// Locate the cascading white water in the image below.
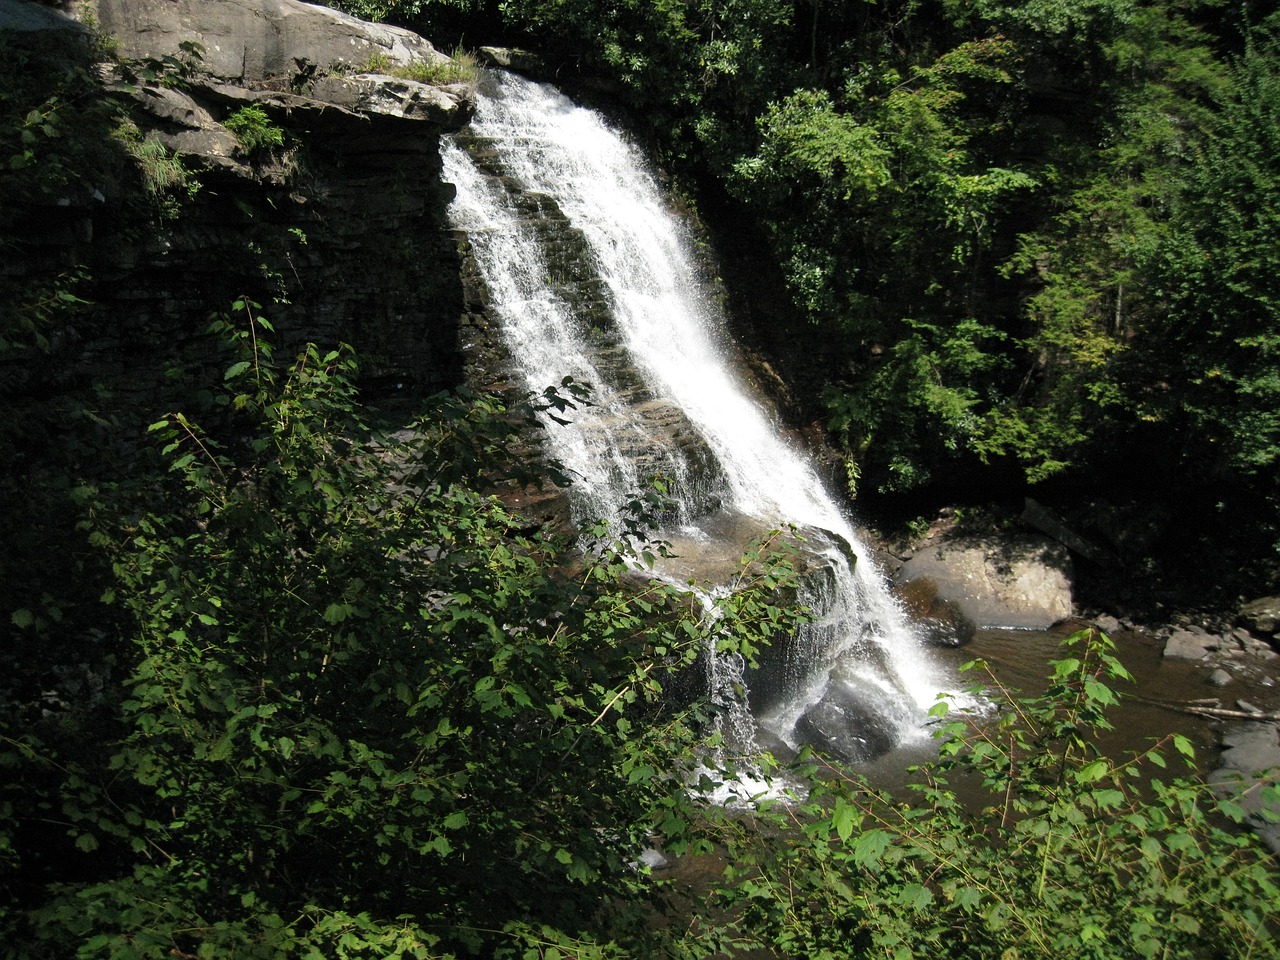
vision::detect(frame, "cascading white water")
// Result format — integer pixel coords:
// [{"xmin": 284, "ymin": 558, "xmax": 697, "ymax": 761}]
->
[{"xmin": 444, "ymin": 70, "xmax": 946, "ymax": 760}]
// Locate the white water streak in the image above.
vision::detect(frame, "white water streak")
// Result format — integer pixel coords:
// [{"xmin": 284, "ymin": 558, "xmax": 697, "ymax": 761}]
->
[{"xmin": 444, "ymin": 71, "xmax": 944, "ymax": 743}]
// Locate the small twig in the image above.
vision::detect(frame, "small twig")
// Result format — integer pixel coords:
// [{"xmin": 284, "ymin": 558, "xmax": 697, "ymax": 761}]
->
[
  {"xmin": 1183, "ymin": 706, "xmax": 1280, "ymax": 723},
  {"xmin": 1132, "ymin": 694, "xmax": 1279, "ymax": 723}
]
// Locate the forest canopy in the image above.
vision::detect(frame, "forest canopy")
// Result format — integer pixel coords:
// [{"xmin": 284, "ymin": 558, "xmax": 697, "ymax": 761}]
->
[{"xmin": 438, "ymin": 0, "xmax": 1280, "ymax": 601}]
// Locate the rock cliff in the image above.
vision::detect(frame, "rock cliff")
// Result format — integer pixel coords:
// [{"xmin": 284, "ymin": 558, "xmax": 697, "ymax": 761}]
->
[{"xmin": 5, "ymin": 0, "xmax": 478, "ymax": 403}]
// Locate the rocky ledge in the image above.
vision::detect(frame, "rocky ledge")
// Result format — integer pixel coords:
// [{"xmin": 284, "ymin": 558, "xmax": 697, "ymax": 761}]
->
[
  {"xmin": 5, "ymin": 0, "xmax": 482, "ymax": 398},
  {"xmin": 65, "ymin": 0, "xmax": 475, "ymax": 178}
]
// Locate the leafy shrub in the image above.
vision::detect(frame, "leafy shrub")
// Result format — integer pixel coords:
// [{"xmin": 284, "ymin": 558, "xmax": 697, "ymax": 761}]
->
[
  {"xmin": 2, "ymin": 303, "xmax": 805, "ymax": 958},
  {"xmin": 224, "ymin": 103, "xmax": 285, "ymax": 157},
  {"xmin": 715, "ymin": 629, "xmax": 1280, "ymax": 959}
]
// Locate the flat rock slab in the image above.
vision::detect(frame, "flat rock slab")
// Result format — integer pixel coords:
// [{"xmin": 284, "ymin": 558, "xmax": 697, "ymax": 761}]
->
[
  {"xmin": 1211, "ymin": 722, "xmax": 1280, "ymax": 853},
  {"xmin": 896, "ymin": 534, "xmax": 1074, "ymax": 630},
  {"xmin": 94, "ymin": 0, "xmax": 451, "ymax": 84},
  {"xmin": 1163, "ymin": 625, "xmax": 1223, "ymax": 660}
]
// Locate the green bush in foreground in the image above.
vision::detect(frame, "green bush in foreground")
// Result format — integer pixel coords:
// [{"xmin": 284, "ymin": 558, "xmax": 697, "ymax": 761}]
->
[
  {"xmin": 0, "ymin": 303, "xmax": 804, "ymax": 959},
  {"xmin": 3, "ymin": 304, "xmax": 1275, "ymax": 959},
  {"xmin": 716, "ymin": 630, "xmax": 1280, "ymax": 959}
]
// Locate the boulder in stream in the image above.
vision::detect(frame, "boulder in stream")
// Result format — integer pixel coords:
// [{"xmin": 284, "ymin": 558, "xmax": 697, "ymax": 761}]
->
[
  {"xmin": 1162, "ymin": 625, "xmax": 1224, "ymax": 661},
  {"xmin": 895, "ymin": 534, "xmax": 1074, "ymax": 630},
  {"xmin": 794, "ymin": 674, "xmax": 900, "ymax": 763}
]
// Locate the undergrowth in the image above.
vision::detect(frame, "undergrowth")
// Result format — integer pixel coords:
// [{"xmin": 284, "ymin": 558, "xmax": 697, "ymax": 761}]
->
[{"xmin": 714, "ymin": 629, "xmax": 1280, "ymax": 959}]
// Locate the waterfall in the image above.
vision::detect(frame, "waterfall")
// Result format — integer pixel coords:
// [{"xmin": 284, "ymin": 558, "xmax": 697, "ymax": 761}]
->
[{"xmin": 443, "ymin": 71, "xmax": 945, "ymax": 765}]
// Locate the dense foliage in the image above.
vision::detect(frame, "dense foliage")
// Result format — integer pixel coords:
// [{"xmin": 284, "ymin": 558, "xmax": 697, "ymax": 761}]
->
[
  {"xmin": 1, "ymin": 299, "xmax": 807, "ymax": 957},
  {"xmin": 716, "ymin": 630, "xmax": 1280, "ymax": 960},
  {"xmin": 3, "ymin": 5, "xmax": 1279, "ymax": 959},
  {"xmin": 468, "ymin": 0, "xmax": 1280, "ymax": 587}
]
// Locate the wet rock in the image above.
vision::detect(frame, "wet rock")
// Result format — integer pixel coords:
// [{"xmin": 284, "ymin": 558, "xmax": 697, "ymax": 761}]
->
[
  {"xmin": 1094, "ymin": 614, "xmax": 1122, "ymax": 635},
  {"xmin": 795, "ymin": 676, "xmax": 899, "ymax": 763},
  {"xmin": 1206, "ymin": 668, "xmax": 1233, "ymax": 688},
  {"xmin": 450, "ymin": 133, "xmax": 734, "ymax": 519},
  {"xmin": 895, "ymin": 534, "xmax": 1074, "ymax": 630},
  {"xmin": 1163, "ymin": 626, "xmax": 1220, "ymax": 661},
  {"xmin": 896, "ymin": 578, "xmax": 975, "ymax": 647},
  {"xmin": 751, "ymin": 725, "xmax": 798, "ymax": 764}
]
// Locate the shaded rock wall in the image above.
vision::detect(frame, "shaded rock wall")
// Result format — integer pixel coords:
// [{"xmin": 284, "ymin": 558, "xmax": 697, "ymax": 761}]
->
[{"xmin": 8, "ymin": 0, "xmax": 480, "ymax": 412}]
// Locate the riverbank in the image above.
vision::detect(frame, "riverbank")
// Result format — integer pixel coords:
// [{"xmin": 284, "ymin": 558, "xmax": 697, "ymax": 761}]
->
[{"xmin": 863, "ymin": 501, "xmax": 1280, "ymax": 853}]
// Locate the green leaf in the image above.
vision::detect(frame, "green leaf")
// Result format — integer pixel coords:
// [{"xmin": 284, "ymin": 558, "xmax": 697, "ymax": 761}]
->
[
  {"xmin": 852, "ymin": 829, "xmax": 892, "ymax": 869},
  {"xmin": 1076, "ymin": 759, "xmax": 1109, "ymax": 784},
  {"xmin": 323, "ymin": 602, "xmax": 353, "ymax": 624},
  {"xmin": 832, "ymin": 799, "xmax": 857, "ymax": 843},
  {"xmin": 1082, "ymin": 677, "xmax": 1117, "ymax": 705}
]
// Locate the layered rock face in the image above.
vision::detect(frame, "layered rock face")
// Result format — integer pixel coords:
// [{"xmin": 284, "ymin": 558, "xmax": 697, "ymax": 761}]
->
[{"xmin": 9, "ymin": 0, "xmax": 478, "ymax": 402}]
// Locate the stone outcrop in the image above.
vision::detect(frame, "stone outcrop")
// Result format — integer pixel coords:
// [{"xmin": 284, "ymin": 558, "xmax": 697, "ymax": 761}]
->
[
  {"xmin": 7, "ymin": 0, "xmax": 481, "ymax": 401},
  {"xmin": 92, "ymin": 0, "xmax": 449, "ymax": 84},
  {"xmin": 895, "ymin": 534, "xmax": 1074, "ymax": 631}
]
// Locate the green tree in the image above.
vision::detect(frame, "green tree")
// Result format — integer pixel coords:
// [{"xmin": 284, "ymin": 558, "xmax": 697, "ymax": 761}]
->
[
  {"xmin": 730, "ymin": 37, "xmax": 1034, "ymax": 491},
  {"xmin": 971, "ymin": 4, "xmax": 1230, "ymax": 483},
  {"xmin": 1133, "ymin": 23, "xmax": 1280, "ymax": 481}
]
